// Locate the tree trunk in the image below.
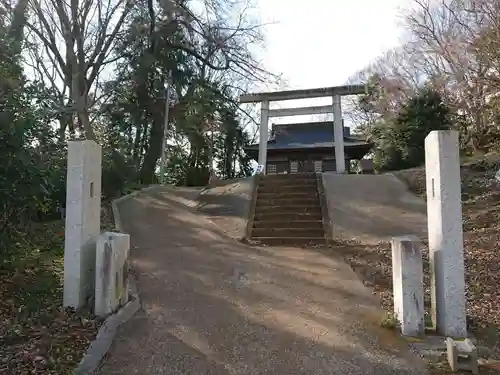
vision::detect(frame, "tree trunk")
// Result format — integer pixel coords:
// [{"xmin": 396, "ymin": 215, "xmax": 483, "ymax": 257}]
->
[
  {"xmin": 139, "ymin": 118, "xmax": 163, "ymax": 184},
  {"xmin": 132, "ymin": 120, "xmax": 144, "ymax": 167}
]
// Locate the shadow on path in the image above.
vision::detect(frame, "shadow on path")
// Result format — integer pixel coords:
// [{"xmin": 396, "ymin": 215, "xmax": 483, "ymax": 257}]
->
[{"xmin": 97, "ymin": 186, "xmax": 428, "ymax": 375}]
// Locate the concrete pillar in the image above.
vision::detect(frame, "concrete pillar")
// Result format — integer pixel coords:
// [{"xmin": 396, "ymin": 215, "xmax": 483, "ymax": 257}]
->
[
  {"xmin": 63, "ymin": 140, "xmax": 102, "ymax": 309},
  {"xmin": 425, "ymin": 130, "xmax": 466, "ymax": 337},
  {"xmin": 258, "ymin": 100, "xmax": 270, "ymax": 173},
  {"xmin": 333, "ymin": 95, "xmax": 345, "ymax": 173},
  {"xmin": 391, "ymin": 235, "xmax": 425, "ymax": 336},
  {"xmin": 95, "ymin": 232, "xmax": 130, "ymax": 317}
]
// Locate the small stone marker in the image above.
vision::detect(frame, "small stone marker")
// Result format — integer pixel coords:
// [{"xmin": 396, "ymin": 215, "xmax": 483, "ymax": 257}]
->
[
  {"xmin": 95, "ymin": 232, "xmax": 131, "ymax": 317},
  {"xmin": 253, "ymin": 164, "xmax": 264, "ymax": 175},
  {"xmin": 425, "ymin": 131, "xmax": 467, "ymax": 337},
  {"xmin": 446, "ymin": 337, "xmax": 478, "ymax": 374},
  {"xmin": 391, "ymin": 235, "xmax": 425, "ymax": 336},
  {"xmin": 231, "ymin": 263, "xmax": 247, "ymax": 291},
  {"xmin": 63, "ymin": 140, "xmax": 102, "ymax": 309}
]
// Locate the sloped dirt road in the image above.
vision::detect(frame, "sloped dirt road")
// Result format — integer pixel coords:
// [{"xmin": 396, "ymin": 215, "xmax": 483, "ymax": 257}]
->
[{"xmin": 97, "ymin": 186, "xmax": 427, "ymax": 375}]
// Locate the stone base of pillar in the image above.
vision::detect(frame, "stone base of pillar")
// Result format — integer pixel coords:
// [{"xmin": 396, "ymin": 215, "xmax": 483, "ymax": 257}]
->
[{"xmin": 391, "ymin": 235, "xmax": 425, "ymax": 336}]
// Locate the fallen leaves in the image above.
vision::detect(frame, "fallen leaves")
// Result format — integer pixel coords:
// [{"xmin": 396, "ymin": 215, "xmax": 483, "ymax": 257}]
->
[
  {"xmin": 335, "ymin": 160, "xmax": 500, "ymax": 368},
  {"xmin": 0, "ymin": 220, "xmax": 101, "ymax": 375}
]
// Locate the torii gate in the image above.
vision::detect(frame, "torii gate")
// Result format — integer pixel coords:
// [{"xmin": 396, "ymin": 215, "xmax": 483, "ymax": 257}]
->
[{"xmin": 240, "ymin": 85, "xmax": 367, "ymax": 174}]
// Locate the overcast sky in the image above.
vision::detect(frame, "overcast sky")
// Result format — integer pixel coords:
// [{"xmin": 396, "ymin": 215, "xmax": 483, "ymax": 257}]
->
[
  {"xmin": 249, "ymin": 0, "xmax": 411, "ymax": 123},
  {"xmin": 256, "ymin": 0, "xmax": 409, "ymax": 89}
]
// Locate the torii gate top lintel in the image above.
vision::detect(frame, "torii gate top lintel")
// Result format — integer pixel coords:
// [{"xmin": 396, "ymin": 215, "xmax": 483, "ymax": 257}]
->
[{"xmin": 239, "ymin": 84, "xmax": 367, "ymax": 104}]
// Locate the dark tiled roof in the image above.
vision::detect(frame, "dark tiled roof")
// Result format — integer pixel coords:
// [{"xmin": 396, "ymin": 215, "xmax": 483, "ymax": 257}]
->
[{"xmin": 246, "ymin": 121, "xmax": 370, "ymax": 150}]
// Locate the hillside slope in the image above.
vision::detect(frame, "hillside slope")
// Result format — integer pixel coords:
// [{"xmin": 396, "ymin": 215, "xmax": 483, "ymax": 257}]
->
[
  {"xmin": 344, "ymin": 157, "xmax": 500, "ymax": 366},
  {"xmin": 322, "ymin": 173, "xmax": 427, "ymax": 244}
]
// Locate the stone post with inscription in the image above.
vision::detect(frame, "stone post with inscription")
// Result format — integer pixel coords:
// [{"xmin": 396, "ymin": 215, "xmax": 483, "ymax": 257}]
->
[
  {"xmin": 63, "ymin": 140, "xmax": 102, "ymax": 309},
  {"xmin": 425, "ymin": 130, "xmax": 466, "ymax": 337}
]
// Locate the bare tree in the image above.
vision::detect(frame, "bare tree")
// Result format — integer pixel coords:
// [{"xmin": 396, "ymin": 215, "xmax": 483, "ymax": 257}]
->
[
  {"xmin": 346, "ymin": 46, "xmax": 422, "ymax": 129},
  {"xmin": 24, "ymin": 0, "xmax": 136, "ymax": 140},
  {"xmin": 403, "ymin": 0, "xmax": 497, "ymax": 149},
  {"xmin": 344, "ymin": 0, "xmax": 500, "ymax": 151}
]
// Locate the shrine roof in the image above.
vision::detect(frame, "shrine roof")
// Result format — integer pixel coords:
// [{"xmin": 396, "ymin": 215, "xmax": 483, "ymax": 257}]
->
[{"xmin": 245, "ymin": 121, "xmax": 371, "ymax": 151}]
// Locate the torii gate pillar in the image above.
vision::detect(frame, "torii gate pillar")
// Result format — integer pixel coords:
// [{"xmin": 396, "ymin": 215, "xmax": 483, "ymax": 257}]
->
[
  {"xmin": 259, "ymin": 100, "xmax": 270, "ymax": 168},
  {"xmin": 333, "ymin": 94, "xmax": 345, "ymax": 173}
]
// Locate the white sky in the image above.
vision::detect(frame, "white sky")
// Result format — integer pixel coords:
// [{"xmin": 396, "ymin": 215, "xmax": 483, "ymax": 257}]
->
[
  {"xmin": 256, "ymin": 0, "xmax": 409, "ymax": 89},
  {"xmin": 249, "ymin": 0, "xmax": 411, "ymax": 124}
]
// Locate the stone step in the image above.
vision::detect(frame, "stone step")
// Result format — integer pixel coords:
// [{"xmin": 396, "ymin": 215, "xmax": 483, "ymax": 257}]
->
[
  {"xmin": 258, "ymin": 185, "xmax": 318, "ymax": 194},
  {"xmin": 252, "ymin": 220, "xmax": 323, "ymax": 229},
  {"xmin": 255, "ymin": 197, "xmax": 320, "ymax": 206},
  {"xmin": 259, "ymin": 178, "xmax": 317, "ymax": 187},
  {"xmin": 260, "ymin": 173, "xmax": 316, "ymax": 180},
  {"xmin": 257, "ymin": 191, "xmax": 318, "ymax": 199},
  {"xmin": 251, "ymin": 237, "xmax": 325, "ymax": 246},
  {"xmin": 252, "ymin": 227, "xmax": 325, "ymax": 238},
  {"xmin": 254, "ymin": 212, "xmax": 323, "ymax": 221},
  {"xmin": 254, "ymin": 205, "xmax": 321, "ymax": 214}
]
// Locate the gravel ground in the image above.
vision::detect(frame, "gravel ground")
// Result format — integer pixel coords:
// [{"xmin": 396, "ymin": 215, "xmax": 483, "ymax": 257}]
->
[{"xmin": 97, "ymin": 186, "xmax": 428, "ymax": 375}]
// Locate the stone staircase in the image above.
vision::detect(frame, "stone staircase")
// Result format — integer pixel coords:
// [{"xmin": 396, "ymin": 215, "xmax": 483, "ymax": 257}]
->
[{"xmin": 249, "ymin": 173, "xmax": 326, "ymax": 246}]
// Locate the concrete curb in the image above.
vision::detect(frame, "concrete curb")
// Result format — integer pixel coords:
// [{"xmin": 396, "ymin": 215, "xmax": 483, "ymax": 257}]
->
[{"xmin": 74, "ymin": 186, "xmax": 155, "ymax": 375}]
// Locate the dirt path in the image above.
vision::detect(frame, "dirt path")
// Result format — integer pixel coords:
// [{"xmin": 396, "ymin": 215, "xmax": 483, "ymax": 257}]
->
[
  {"xmin": 322, "ymin": 173, "xmax": 428, "ymax": 244},
  {"xmin": 97, "ymin": 186, "xmax": 427, "ymax": 375}
]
